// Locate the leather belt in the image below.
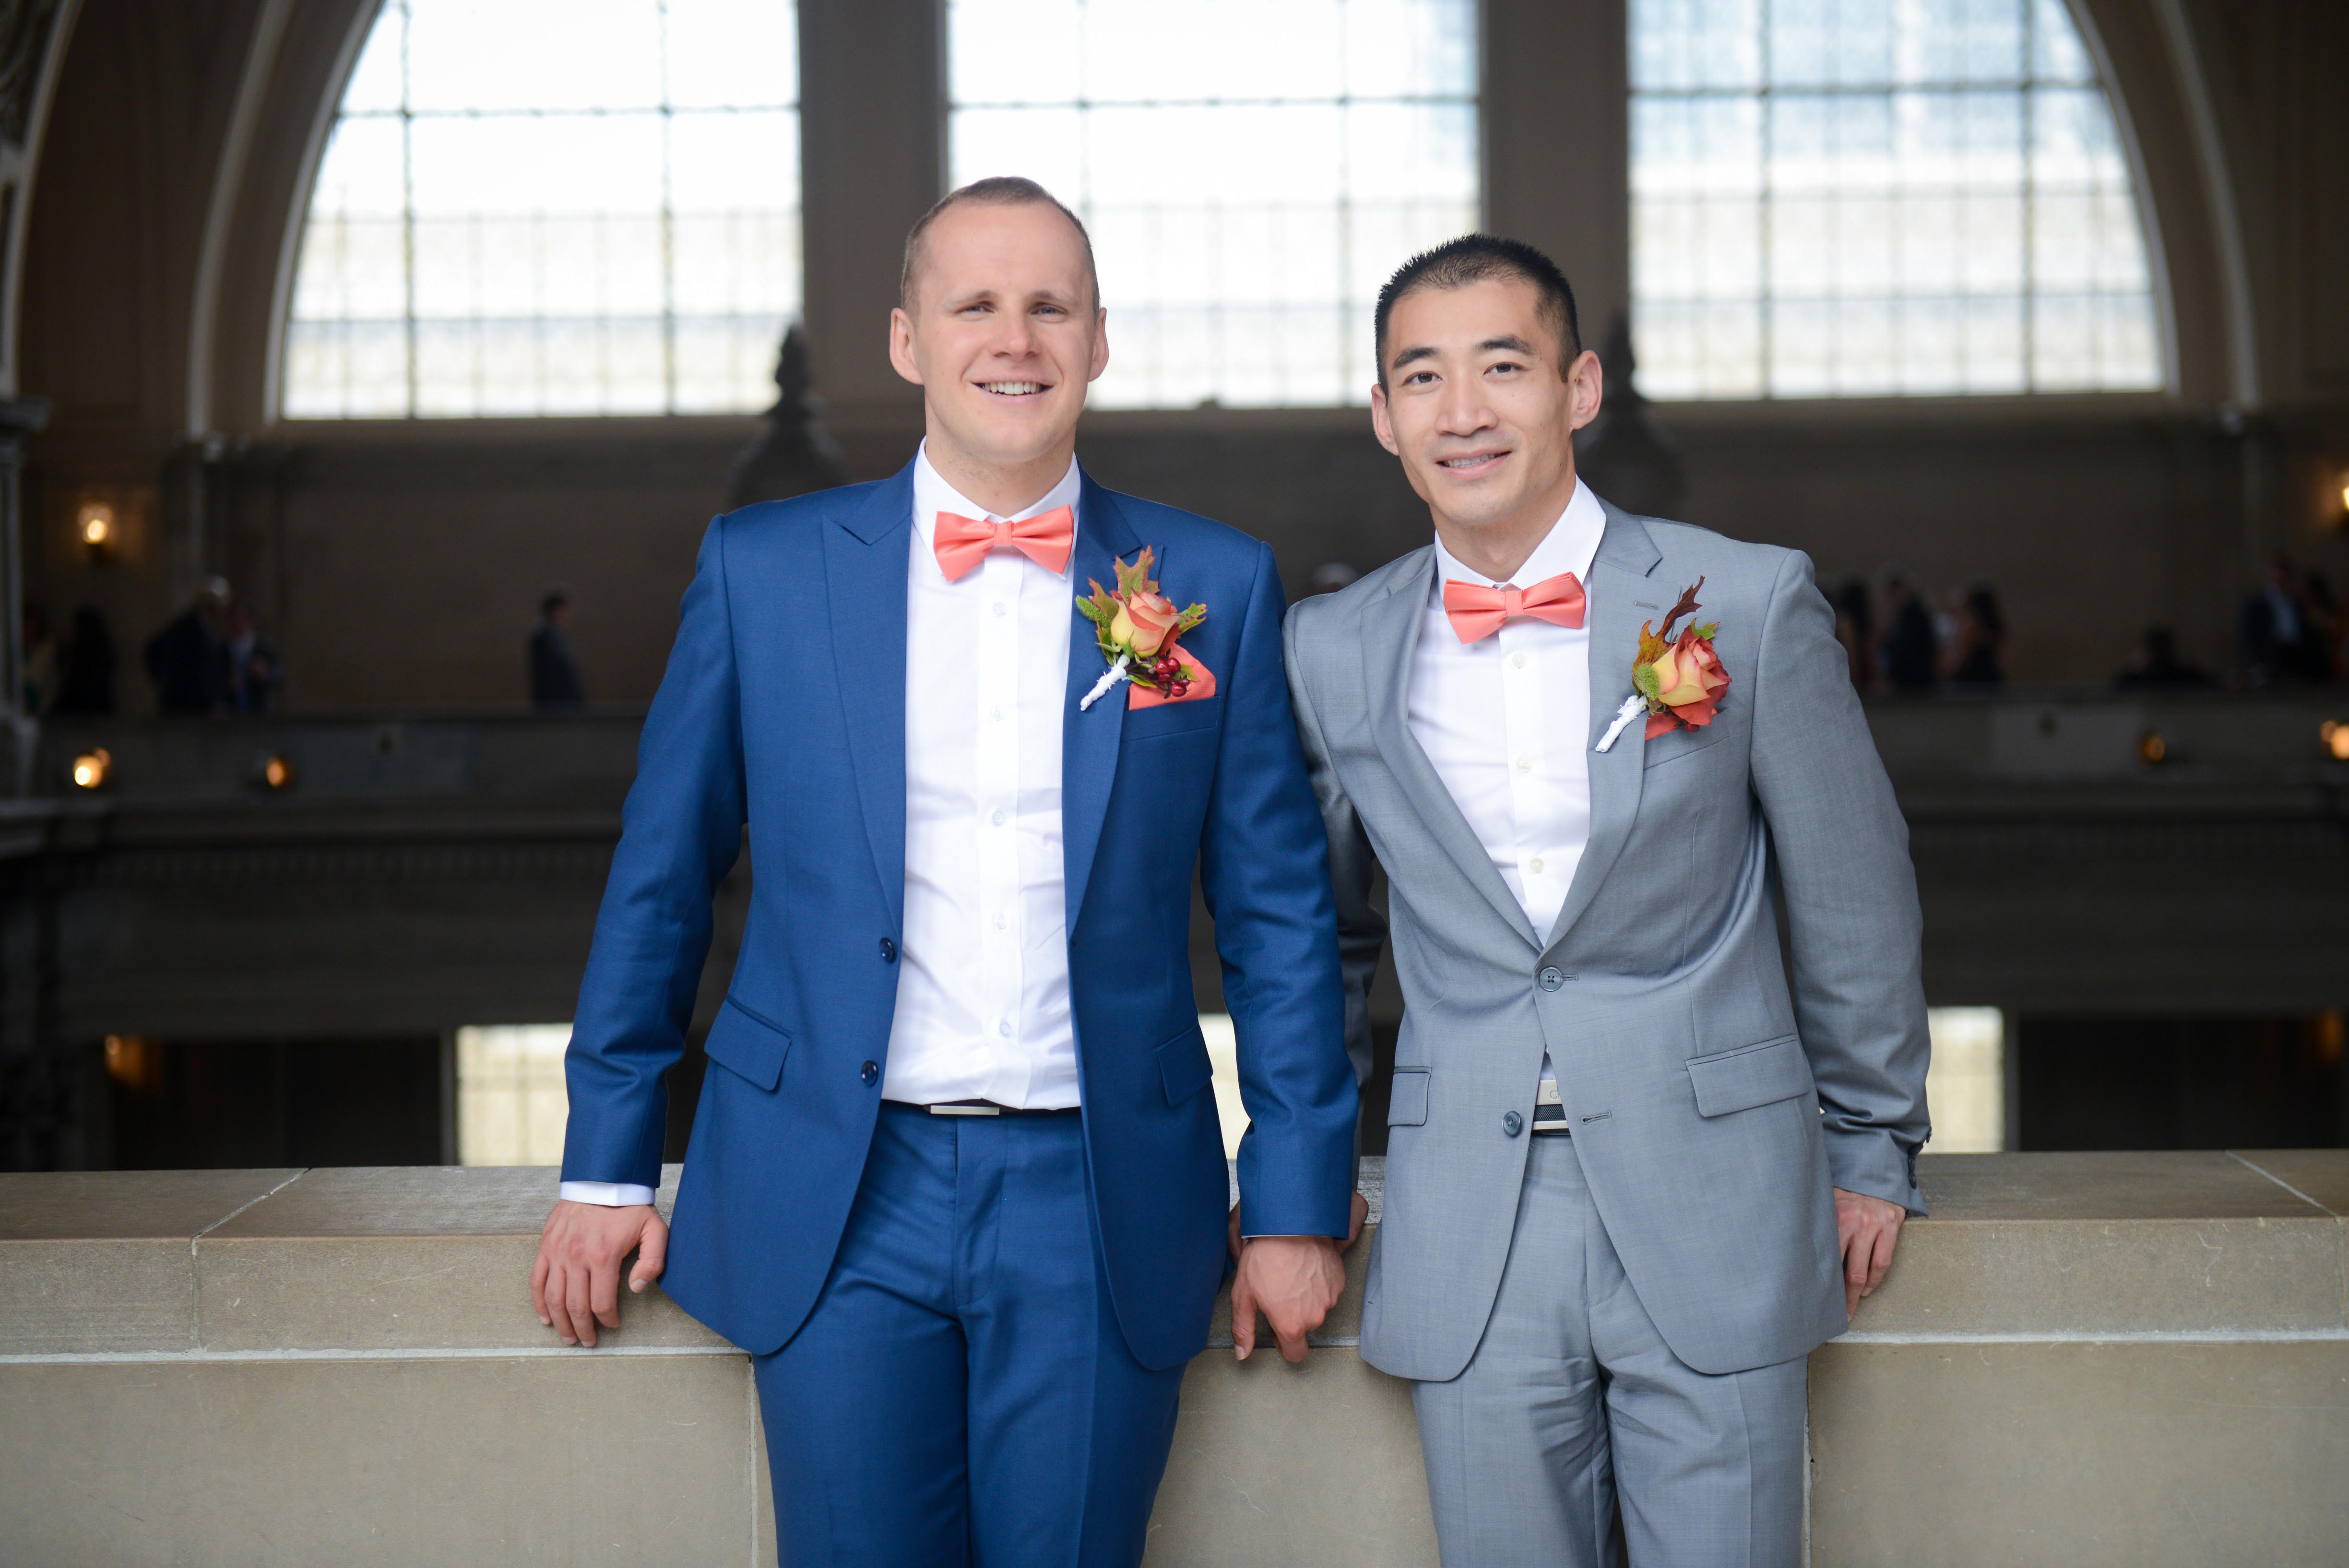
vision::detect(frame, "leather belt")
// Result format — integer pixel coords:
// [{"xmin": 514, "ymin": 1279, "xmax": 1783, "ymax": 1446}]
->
[
  {"xmin": 1531, "ymin": 1080, "xmax": 1571, "ymax": 1134},
  {"xmin": 896, "ymin": 1098, "xmax": 1080, "ymax": 1118}
]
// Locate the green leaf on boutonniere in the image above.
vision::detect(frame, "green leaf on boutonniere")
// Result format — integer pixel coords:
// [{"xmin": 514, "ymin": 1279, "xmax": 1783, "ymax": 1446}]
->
[
  {"xmin": 1690, "ymin": 621, "xmax": 1720, "ymax": 642},
  {"xmin": 1632, "ymin": 661, "xmax": 1662, "ymax": 701},
  {"xmin": 1174, "ymin": 604, "xmax": 1207, "ymax": 634}
]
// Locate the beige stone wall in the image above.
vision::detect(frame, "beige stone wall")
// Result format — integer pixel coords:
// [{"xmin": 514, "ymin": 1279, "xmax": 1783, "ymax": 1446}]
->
[{"xmin": 4, "ymin": 1152, "xmax": 2346, "ymax": 1565}]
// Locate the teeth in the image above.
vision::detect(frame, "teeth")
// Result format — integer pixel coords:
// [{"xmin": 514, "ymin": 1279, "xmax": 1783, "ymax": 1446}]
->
[
  {"xmin": 1441, "ymin": 455, "xmax": 1495, "ymax": 467},
  {"xmin": 982, "ymin": 381, "xmax": 1043, "ymax": 395}
]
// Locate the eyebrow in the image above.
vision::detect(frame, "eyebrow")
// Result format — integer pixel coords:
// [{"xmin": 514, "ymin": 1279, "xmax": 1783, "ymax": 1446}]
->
[{"xmin": 1388, "ymin": 333, "xmax": 1540, "ymax": 372}]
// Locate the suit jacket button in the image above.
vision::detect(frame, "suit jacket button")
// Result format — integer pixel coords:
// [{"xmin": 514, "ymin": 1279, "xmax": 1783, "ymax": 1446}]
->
[
  {"xmin": 879, "ymin": 938, "xmax": 897, "ymax": 963},
  {"xmin": 1502, "ymin": 1110, "xmax": 1523, "ymax": 1137},
  {"xmin": 860, "ymin": 1061, "xmax": 879, "ymax": 1086},
  {"xmin": 1539, "ymin": 967, "xmax": 1566, "ymax": 992}
]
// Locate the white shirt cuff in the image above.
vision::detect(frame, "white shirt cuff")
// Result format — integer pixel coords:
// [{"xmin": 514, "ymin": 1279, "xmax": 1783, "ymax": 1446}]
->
[{"xmin": 559, "ymin": 1180, "xmax": 657, "ymax": 1207}]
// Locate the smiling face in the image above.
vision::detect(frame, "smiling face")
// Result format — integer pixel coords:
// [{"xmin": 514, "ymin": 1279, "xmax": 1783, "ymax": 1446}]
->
[
  {"xmin": 890, "ymin": 198, "xmax": 1107, "ymax": 506},
  {"xmin": 1371, "ymin": 274, "xmax": 1602, "ymax": 574}
]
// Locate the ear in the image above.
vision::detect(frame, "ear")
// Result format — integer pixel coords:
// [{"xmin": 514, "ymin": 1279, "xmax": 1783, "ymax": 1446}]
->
[
  {"xmin": 1565, "ymin": 347, "xmax": 1603, "ymax": 434},
  {"xmin": 888, "ymin": 307, "xmax": 924, "ymax": 387},
  {"xmin": 1088, "ymin": 306, "xmax": 1110, "ymax": 382},
  {"xmin": 1369, "ymin": 383, "xmax": 1401, "ymax": 458}
]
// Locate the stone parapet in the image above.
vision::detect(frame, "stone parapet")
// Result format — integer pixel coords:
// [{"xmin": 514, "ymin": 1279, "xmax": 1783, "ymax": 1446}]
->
[{"xmin": 2, "ymin": 1152, "xmax": 2344, "ymax": 1565}]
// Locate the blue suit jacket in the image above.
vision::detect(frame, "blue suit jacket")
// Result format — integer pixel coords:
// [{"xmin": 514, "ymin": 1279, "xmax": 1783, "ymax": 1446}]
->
[{"xmin": 560, "ymin": 461, "xmax": 1358, "ymax": 1370}]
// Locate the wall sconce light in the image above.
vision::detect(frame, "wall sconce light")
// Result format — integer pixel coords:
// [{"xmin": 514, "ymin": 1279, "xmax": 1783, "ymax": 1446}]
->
[
  {"xmin": 2136, "ymin": 729, "xmax": 2168, "ymax": 765},
  {"xmin": 70, "ymin": 748, "xmax": 113, "ymax": 790},
  {"xmin": 2323, "ymin": 720, "xmax": 2349, "ymax": 762},
  {"xmin": 76, "ymin": 500, "xmax": 117, "ymax": 560},
  {"xmin": 254, "ymin": 753, "xmax": 296, "ymax": 791}
]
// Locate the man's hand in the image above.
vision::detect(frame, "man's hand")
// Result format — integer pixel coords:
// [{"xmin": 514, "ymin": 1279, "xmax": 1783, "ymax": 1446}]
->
[
  {"xmin": 1834, "ymin": 1187, "xmax": 1906, "ymax": 1319},
  {"xmin": 530, "ymin": 1200, "xmax": 669, "ymax": 1347},
  {"xmin": 1224, "ymin": 1190, "xmax": 1366, "ymax": 1366}
]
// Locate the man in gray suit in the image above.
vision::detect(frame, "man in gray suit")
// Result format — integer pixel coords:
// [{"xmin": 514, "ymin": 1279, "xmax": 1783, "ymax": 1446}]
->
[{"xmin": 1284, "ymin": 235, "xmax": 1930, "ymax": 1566}]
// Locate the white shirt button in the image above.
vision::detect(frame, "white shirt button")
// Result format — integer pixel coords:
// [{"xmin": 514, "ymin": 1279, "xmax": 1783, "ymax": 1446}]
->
[
  {"xmin": 990, "ymin": 808, "xmax": 1007, "ymax": 827},
  {"xmin": 993, "ymin": 912, "xmax": 1008, "ymax": 930},
  {"xmin": 1516, "ymin": 757, "xmax": 1533, "ymax": 773},
  {"xmin": 1512, "ymin": 652, "xmax": 1528, "ymax": 669},
  {"xmin": 998, "ymin": 1020, "xmax": 1013, "ymax": 1038},
  {"xmin": 992, "ymin": 602, "xmax": 1008, "ymax": 618},
  {"xmin": 1530, "ymin": 856, "xmax": 1546, "ymax": 873},
  {"xmin": 991, "ymin": 706, "xmax": 1005, "ymax": 722}
]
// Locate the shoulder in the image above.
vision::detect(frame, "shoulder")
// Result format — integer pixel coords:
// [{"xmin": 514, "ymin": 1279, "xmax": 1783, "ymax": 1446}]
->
[
  {"xmin": 1285, "ymin": 547, "xmax": 1430, "ymax": 658},
  {"xmin": 1632, "ymin": 513, "xmax": 1803, "ymax": 586},
  {"xmin": 717, "ymin": 478, "xmax": 891, "ymax": 542},
  {"xmin": 1092, "ymin": 487, "xmax": 1269, "ymax": 574}
]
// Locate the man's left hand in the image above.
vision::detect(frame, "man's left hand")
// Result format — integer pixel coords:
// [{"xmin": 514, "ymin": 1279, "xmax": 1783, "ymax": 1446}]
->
[
  {"xmin": 1225, "ymin": 1193, "xmax": 1367, "ymax": 1364},
  {"xmin": 1834, "ymin": 1187, "xmax": 1907, "ymax": 1319}
]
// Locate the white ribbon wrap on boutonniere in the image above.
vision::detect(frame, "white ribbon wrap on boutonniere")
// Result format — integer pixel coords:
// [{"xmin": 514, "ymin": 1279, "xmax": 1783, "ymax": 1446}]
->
[
  {"xmin": 1079, "ymin": 653, "xmax": 1131, "ymax": 711},
  {"xmin": 1593, "ymin": 693, "xmax": 1647, "ymax": 754}
]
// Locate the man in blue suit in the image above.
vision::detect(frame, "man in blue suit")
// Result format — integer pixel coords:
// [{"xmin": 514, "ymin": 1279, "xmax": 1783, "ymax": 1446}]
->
[{"xmin": 528, "ymin": 177, "xmax": 1362, "ymax": 1566}]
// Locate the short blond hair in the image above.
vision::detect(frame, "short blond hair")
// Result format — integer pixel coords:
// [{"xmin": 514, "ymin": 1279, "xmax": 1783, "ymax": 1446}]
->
[{"xmin": 900, "ymin": 177, "xmax": 1099, "ymax": 309}]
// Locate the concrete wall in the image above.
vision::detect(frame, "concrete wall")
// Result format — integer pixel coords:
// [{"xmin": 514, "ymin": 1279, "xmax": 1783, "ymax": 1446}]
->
[{"xmin": 3, "ymin": 1152, "xmax": 2345, "ymax": 1565}]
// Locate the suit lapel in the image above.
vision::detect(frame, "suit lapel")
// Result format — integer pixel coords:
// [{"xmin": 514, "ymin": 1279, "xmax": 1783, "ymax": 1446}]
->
[
  {"xmin": 1061, "ymin": 473, "xmax": 1142, "ymax": 931},
  {"xmin": 823, "ymin": 463, "xmax": 916, "ymax": 931},
  {"xmin": 1358, "ymin": 548, "xmax": 1542, "ymax": 948},
  {"xmin": 1543, "ymin": 503, "xmax": 1665, "ymax": 953}
]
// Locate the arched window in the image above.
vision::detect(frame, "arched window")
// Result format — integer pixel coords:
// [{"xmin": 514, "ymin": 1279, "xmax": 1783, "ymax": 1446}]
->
[
  {"xmin": 1630, "ymin": 0, "xmax": 2162, "ymax": 398},
  {"xmin": 949, "ymin": 0, "xmax": 1479, "ymax": 409},
  {"xmin": 283, "ymin": 0, "xmax": 801, "ymax": 418}
]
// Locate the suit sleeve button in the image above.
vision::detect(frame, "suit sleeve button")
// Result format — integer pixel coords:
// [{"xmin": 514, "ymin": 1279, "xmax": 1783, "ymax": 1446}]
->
[
  {"xmin": 860, "ymin": 1061, "xmax": 879, "ymax": 1086},
  {"xmin": 879, "ymin": 938, "xmax": 897, "ymax": 963},
  {"xmin": 1502, "ymin": 1110, "xmax": 1523, "ymax": 1137}
]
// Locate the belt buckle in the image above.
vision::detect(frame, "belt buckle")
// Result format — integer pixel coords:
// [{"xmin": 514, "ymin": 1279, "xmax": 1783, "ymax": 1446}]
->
[{"xmin": 928, "ymin": 1099, "xmax": 1003, "ymax": 1117}]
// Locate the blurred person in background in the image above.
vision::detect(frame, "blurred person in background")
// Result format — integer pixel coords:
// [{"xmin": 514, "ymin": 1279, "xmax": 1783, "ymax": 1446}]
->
[
  {"xmin": 21, "ymin": 606, "xmax": 57, "ymax": 713},
  {"xmin": 144, "ymin": 577, "xmax": 230, "ymax": 714},
  {"xmin": 1832, "ymin": 576, "xmax": 1874, "ymax": 691},
  {"xmin": 2240, "ymin": 556, "xmax": 2321, "ymax": 684},
  {"xmin": 53, "ymin": 607, "xmax": 117, "ymax": 715},
  {"xmin": 221, "ymin": 604, "xmax": 284, "ymax": 714},
  {"xmin": 2115, "ymin": 625, "xmax": 2211, "ymax": 688},
  {"xmin": 1878, "ymin": 570, "xmax": 1939, "ymax": 692},
  {"xmin": 1948, "ymin": 585, "xmax": 2005, "ymax": 687},
  {"xmin": 528, "ymin": 591, "xmax": 585, "ymax": 710}
]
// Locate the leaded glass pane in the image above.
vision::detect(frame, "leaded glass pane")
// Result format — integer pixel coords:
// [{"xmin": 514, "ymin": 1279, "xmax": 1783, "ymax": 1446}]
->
[
  {"xmin": 949, "ymin": 0, "xmax": 1479, "ymax": 408},
  {"xmin": 283, "ymin": 0, "xmax": 802, "ymax": 419},
  {"xmin": 1630, "ymin": 0, "xmax": 2161, "ymax": 398}
]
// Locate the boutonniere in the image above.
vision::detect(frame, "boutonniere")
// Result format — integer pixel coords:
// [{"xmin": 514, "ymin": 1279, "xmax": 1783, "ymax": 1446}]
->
[
  {"xmin": 1074, "ymin": 547, "xmax": 1218, "ymax": 711},
  {"xmin": 1595, "ymin": 578, "xmax": 1731, "ymax": 752}
]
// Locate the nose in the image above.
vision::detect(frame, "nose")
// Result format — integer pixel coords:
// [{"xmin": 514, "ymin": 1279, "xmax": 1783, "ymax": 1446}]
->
[
  {"xmin": 992, "ymin": 311, "xmax": 1035, "ymax": 361},
  {"xmin": 1433, "ymin": 377, "xmax": 1495, "ymax": 439}
]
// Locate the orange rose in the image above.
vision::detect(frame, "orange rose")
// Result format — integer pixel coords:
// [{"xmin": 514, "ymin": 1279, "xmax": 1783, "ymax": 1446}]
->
[
  {"xmin": 1112, "ymin": 590, "xmax": 1181, "ymax": 656},
  {"xmin": 1663, "ymin": 633, "xmax": 1730, "ymax": 726}
]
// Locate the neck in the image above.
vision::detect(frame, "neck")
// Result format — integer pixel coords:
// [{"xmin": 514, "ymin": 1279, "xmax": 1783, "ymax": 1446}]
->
[
  {"xmin": 924, "ymin": 425, "xmax": 1075, "ymax": 517},
  {"xmin": 1431, "ymin": 463, "xmax": 1580, "ymax": 583}
]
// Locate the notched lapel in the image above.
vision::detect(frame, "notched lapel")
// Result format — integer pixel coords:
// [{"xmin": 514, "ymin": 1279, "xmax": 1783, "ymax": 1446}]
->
[
  {"xmin": 1545, "ymin": 506, "xmax": 1665, "ymax": 952},
  {"xmin": 823, "ymin": 469, "xmax": 914, "ymax": 932},
  {"xmin": 1357, "ymin": 550, "xmax": 1541, "ymax": 949},
  {"xmin": 1062, "ymin": 475, "xmax": 1142, "ymax": 931}
]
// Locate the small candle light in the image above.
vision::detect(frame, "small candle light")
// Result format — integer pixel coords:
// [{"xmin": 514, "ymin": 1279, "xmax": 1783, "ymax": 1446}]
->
[
  {"xmin": 70, "ymin": 748, "xmax": 113, "ymax": 790},
  {"xmin": 2324, "ymin": 721, "xmax": 2349, "ymax": 762},
  {"xmin": 77, "ymin": 501, "xmax": 117, "ymax": 558}
]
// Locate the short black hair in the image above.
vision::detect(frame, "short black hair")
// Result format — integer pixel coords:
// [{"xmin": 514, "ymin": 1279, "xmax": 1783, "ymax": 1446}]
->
[
  {"xmin": 901, "ymin": 176, "xmax": 1099, "ymax": 309},
  {"xmin": 1373, "ymin": 234, "xmax": 1581, "ymax": 389}
]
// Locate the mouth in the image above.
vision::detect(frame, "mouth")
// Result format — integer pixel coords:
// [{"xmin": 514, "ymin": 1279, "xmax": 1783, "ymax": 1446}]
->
[
  {"xmin": 1433, "ymin": 448, "xmax": 1510, "ymax": 478},
  {"xmin": 976, "ymin": 380, "xmax": 1051, "ymax": 400}
]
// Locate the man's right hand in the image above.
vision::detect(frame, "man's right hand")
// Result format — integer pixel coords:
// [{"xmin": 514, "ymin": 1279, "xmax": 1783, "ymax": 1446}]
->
[{"xmin": 530, "ymin": 1200, "xmax": 669, "ymax": 1347}]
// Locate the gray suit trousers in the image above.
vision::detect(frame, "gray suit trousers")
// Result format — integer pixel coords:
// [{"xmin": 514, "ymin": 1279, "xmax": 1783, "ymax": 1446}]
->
[{"xmin": 1411, "ymin": 1133, "xmax": 1805, "ymax": 1568}]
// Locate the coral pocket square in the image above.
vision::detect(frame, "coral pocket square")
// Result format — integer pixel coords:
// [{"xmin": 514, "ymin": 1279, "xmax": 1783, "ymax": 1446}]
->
[{"xmin": 1128, "ymin": 647, "xmax": 1216, "ymax": 708}]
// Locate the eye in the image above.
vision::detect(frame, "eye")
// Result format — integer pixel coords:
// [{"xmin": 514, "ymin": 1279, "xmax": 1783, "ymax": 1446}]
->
[
  {"xmin": 1486, "ymin": 359, "xmax": 1524, "ymax": 377},
  {"xmin": 1402, "ymin": 369, "xmax": 1437, "ymax": 387}
]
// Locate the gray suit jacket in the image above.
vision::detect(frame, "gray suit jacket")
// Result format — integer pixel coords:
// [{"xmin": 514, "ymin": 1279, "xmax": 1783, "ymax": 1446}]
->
[{"xmin": 1284, "ymin": 499, "xmax": 1931, "ymax": 1380}]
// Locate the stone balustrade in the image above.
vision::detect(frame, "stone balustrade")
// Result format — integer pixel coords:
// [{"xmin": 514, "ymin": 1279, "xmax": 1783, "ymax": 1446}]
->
[{"xmin": 3, "ymin": 1151, "xmax": 2345, "ymax": 1565}]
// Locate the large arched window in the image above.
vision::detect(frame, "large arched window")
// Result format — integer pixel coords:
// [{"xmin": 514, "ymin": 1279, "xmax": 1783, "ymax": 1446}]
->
[
  {"xmin": 1630, "ymin": 0, "xmax": 2162, "ymax": 398},
  {"xmin": 283, "ymin": 0, "xmax": 801, "ymax": 418},
  {"xmin": 949, "ymin": 0, "xmax": 1479, "ymax": 409}
]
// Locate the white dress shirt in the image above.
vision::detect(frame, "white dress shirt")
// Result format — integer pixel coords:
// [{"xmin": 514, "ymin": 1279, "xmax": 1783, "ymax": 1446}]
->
[
  {"xmin": 1407, "ymin": 480, "xmax": 1607, "ymax": 1088},
  {"xmin": 561, "ymin": 444, "xmax": 1082, "ymax": 1207}
]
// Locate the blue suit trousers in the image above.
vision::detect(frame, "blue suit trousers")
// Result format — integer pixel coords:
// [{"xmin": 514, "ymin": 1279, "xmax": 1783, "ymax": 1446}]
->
[{"xmin": 753, "ymin": 1103, "xmax": 1186, "ymax": 1566}]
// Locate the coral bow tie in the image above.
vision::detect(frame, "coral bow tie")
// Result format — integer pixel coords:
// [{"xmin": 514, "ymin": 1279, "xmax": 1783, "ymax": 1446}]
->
[
  {"xmin": 933, "ymin": 506, "xmax": 1076, "ymax": 582},
  {"xmin": 1442, "ymin": 571, "xmax": 1588, "ymax": 643}
]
